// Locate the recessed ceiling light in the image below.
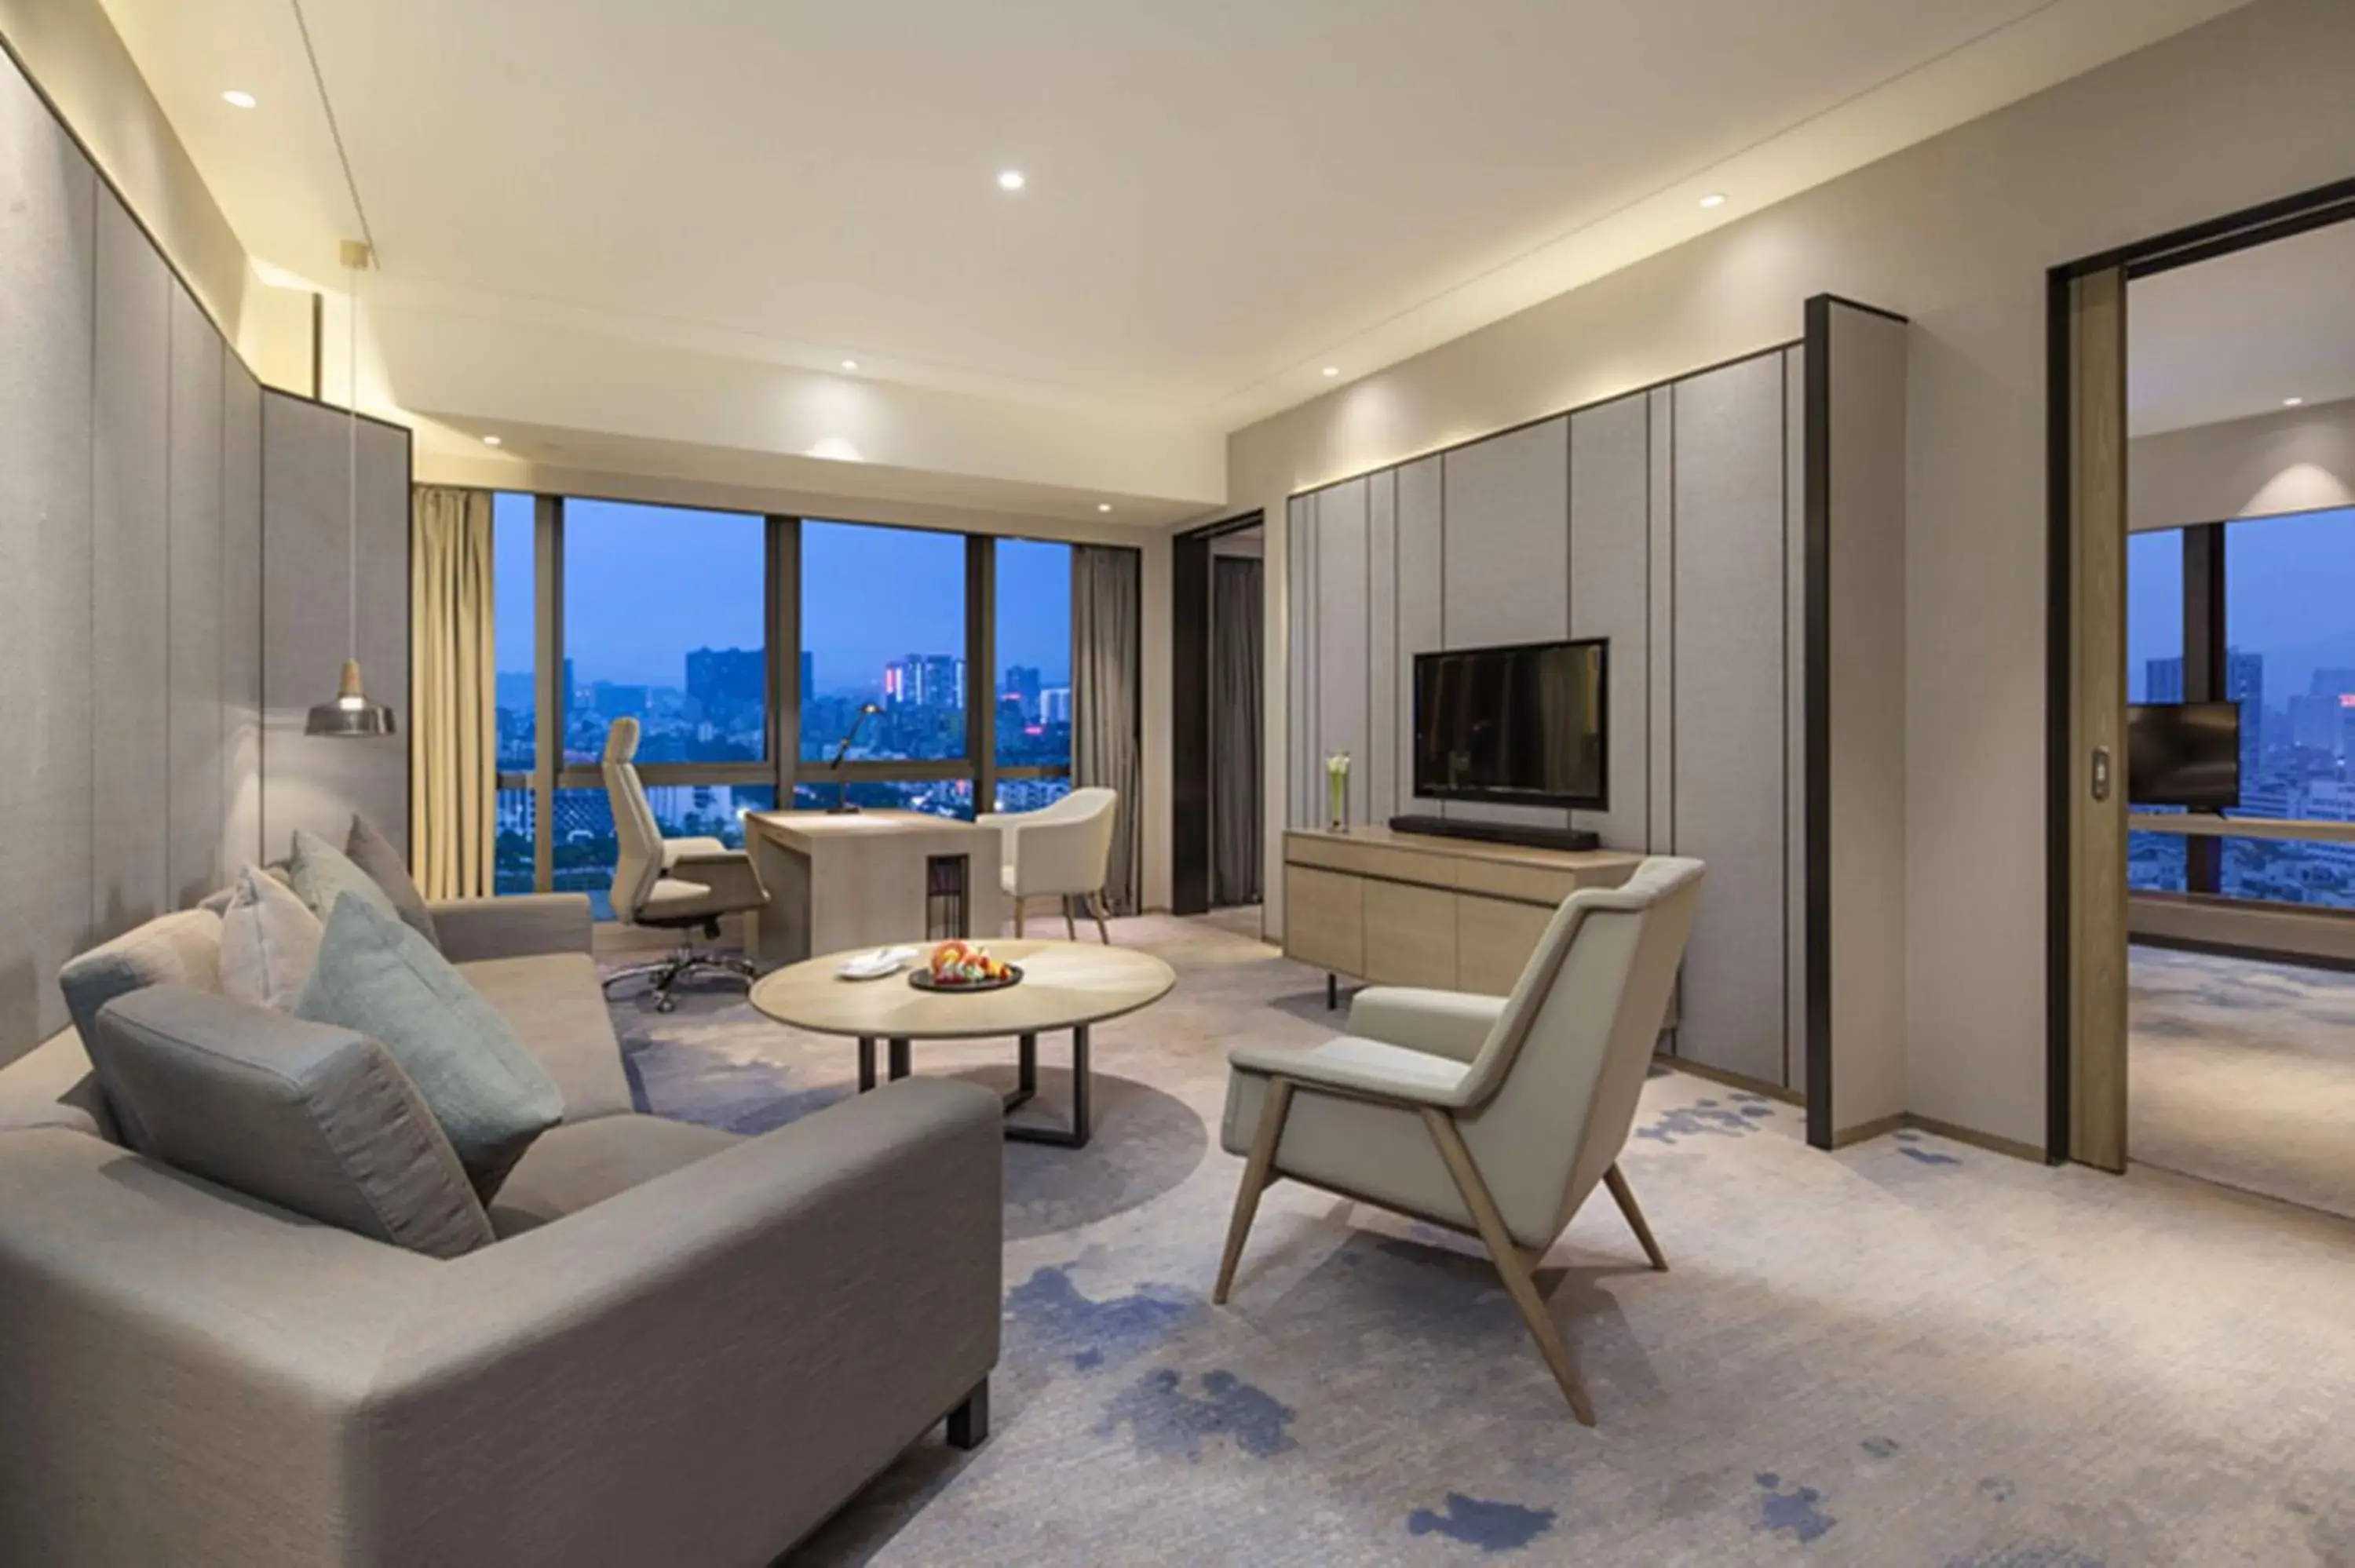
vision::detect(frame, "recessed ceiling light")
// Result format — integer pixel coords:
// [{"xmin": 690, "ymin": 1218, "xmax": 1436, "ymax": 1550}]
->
[
  {"xmin": 1097, "ymin": 503, "xmax": 1113, "ymax": 513},
  {"xmin": 1321, "ymin": 366, "xmax": 1341, "ymax": 378},
  {"xmin": 1699, "ymin": 192, "xmax": 1728, "ymax": 209},
  {"xmin": 222, "ymin": 89, "xmax": 257, "ymax": 110},
  {"xmin": 2284, "ymin": 396, "xmax": 2306, "ymax": 407},
  {"xmin": 481, "ymin": 434, "xmax": 502, "ymax": 447},
  {"xmin": 841, "ymin": 359, "xmax": 860, "ymax": 372},
  {"xmin": 997, "ymin": 170, "xmax": 1026, "ymax": 191}
]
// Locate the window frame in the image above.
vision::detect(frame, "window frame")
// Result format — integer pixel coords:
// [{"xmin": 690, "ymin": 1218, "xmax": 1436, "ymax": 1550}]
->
[{"xmin": 488, "ymin": 495, "xmax": 1096, "ymax": 896}]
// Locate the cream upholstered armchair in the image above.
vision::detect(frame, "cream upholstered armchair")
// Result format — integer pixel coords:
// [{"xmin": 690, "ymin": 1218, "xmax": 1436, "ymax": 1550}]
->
[
  {"xmin": 977, "ymin": 786, "xmax": 1120, "ymax": 942},
  {"xmin": 600, "ymin": 717, "xmax": 768, "ymax": 1011},
  {"xmin": 1214, "ymin": 856, "xmax": 1704, "ymax": 1424}
]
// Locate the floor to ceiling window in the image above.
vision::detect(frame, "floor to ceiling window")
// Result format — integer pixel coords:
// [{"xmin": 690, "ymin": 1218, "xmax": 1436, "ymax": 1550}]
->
[
  {"xmin": 2126, "ymin": 527, "xmax": 2187, "ymax": 893},
  {"xmin": 490, "ymin": 497, "xmax": 1108, "ymax": 906}
]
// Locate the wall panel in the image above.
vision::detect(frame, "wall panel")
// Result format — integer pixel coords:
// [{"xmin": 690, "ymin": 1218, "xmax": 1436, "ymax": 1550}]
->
[
  {"xmin": 1784, "ymin": 348, "xmax": 1810, "ymax": 1096},
  {"xmin": 222, "ymin": 359, "xmax": 265, "ymax": 872},
  {"xmin": 167, "ymin": 282, "xmax": 225, "ymax": 906},
  {"xmin": 0, "ymin": 63, "xmax": 98, "ymax": 1053},
  {"xmin": 1395, "ymin": 455, "xmax": 1444, "ymax": 815},
  {"xmin": 1287, "ymin": 496, "xmax": 1313, "ymax": 828},
  {"xmin": 90, "ymin": 190, "xmax": 171, "ymax": 939},
  {"xmin": 262, "ymin": 394, "xmax": 413, "ymax": 860},
  {"xmin": 1367, "ymin": 471, "xmax": 1398, "ymax": 825},
  {"xmin": 1312, "ymin": 478, "xmax": 1371, "ymax": 826},
  {"xmin": 1568, "ymin": 392, "xmax": 1651, "ymax": 851},
  {"xmin": 1670, "ymin": 352, "xmax": 1790, "ymax": 1085}
]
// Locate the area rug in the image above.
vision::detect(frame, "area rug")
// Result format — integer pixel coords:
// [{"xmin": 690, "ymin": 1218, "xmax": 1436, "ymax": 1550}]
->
[{"xmin": 612, "ymin": 917, "xmax": 2355, "ymax": 1566}]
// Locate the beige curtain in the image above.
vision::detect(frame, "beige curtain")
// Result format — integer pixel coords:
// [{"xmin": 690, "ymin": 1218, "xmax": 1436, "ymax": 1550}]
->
[{"xmin": 410, "ymin": 487, "xmax": 497, "ymax": 899}]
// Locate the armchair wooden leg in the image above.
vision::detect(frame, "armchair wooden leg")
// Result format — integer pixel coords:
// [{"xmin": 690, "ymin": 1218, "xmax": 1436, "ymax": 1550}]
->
[
  {"xmin": 1214, "ymin": 1078, "xmax": 1294, "ymax": 1305},
  {"xmin": 1064, "ymin": 897, "xmax": 1079, "ymax": 942},
  {"xmin": 1422, "ymin": 1107, "xmax": 1597, "ymax": 1426},
  {"xmin": 1013, "ymin": 898, "xmax": 1025, "ymax": 938},
  {"xmin": 1603, "ymin": 1164, "xmax": 1667, "ymax": 1271},
  {"xmin": 1090, "ymin": 892, "xmax": 1112, "ymax": 943}
]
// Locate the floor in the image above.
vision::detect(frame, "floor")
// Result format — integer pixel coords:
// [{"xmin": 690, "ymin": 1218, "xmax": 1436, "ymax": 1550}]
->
[
  {"xmin": 612, "ymin": 917, "xmax": 2355, "ymax": 1566},
  {"xmin": 2130, "ymin": 943, "xmax": 2355, "ymax": 1221}
]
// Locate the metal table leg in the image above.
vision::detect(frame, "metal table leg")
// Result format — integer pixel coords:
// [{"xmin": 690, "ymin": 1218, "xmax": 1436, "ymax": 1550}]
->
[
  {"xmin": 857, "ymin": 1036, "xmax": 877, "ymax": 1092},
  {"xmin": 1006, "ymin": 1025, "xmax": 1090, "ymax": 1148},
  {"xmin": 889, "ymin": 1037, "xmax": 912, "ymax": 1081},
  {"xmin": 1002, "ymin": 1033, "xmax": 1039, "ymax": 1114}
]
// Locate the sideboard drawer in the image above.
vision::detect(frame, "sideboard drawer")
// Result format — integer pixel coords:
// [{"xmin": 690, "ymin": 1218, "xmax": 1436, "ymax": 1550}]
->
[{"xmin": 1284, "ymin": 865, "xmax": 1364, "ymax": 977}]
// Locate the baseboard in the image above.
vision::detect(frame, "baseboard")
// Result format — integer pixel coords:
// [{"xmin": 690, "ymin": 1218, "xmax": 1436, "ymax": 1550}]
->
[
  {"xmin": 1831, "ymin": 1113, "xmax": 1905, "ymax": 1150},
  {"xmin": 1648, "ymin": 1056, "xmax": 2044, "ymax": 1165},
  {"xmin": 1650, "ymin": 1053, "xmax": 1802, "ymax": 1107},
  {"xmin": 1900, "ymin": 1112, "xmax": 2044, "ymax": 1165}
]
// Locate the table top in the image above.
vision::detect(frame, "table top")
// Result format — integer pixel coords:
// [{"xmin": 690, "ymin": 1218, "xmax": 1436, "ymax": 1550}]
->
[
  {"xmin": 744, "ymin": 808, "xmax": 995, "ymax": 848},
  {"xmin": 750, "ymin": 939, "xmax": 1175, "ymax": 1040}
]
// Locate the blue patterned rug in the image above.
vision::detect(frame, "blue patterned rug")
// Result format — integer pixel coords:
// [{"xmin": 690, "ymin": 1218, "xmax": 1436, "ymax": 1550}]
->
[{"xmin": 610, "ymin": 918, "xmax": 2355, "ymax": 1566}]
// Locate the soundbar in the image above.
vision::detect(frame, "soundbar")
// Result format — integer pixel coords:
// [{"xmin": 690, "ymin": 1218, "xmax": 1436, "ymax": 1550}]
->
[{"xmin": 1387, "ymin": 814, "xmax": 1599, "ymax": 853}]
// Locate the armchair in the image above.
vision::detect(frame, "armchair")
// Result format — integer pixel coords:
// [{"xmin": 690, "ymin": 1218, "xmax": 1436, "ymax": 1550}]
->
[
  {"xmin": 1214, "ymin": 856, "xmax": 1703, "ymax": 1424},
  {"xmin": 601, "ymin": 717, "xmax": 768, "ymax": 1011},
  {"xmin": 977, "ymin": 786, "xmax": 1119, "ymax": 942}
]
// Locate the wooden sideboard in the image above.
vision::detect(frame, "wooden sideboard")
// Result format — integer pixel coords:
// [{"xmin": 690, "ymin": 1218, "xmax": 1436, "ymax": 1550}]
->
[{"xmin": 1282, "ymin": 826, "xmax": 1645, "ymax": 997}]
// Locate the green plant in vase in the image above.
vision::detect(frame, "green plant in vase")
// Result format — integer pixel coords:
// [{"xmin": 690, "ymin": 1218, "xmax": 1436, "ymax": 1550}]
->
[{"xmin": 1325, "ymin": 751, "xmax": 1352, "ymax": 832}]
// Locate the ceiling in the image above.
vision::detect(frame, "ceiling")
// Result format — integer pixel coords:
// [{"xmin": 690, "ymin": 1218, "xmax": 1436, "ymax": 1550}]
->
[
  {"xmin": 100, "ymin": 0, "xmax": 2251, "ymax": 516},
  {"xmin": 2129, "ymin": 217, "xmax": 2355, "ymax": 438}
]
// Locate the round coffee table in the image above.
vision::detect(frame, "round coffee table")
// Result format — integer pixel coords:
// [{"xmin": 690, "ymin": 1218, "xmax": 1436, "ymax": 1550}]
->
[{"xmin": 750, "ymin": 940, "xmax": 1175, "ymax": 1149}]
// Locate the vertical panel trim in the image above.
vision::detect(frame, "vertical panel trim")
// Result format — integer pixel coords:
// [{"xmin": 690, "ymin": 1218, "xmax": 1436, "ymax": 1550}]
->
[{"xmin": 1803, "ymin": 295, "xmax": 1835, "ymax": 1150}]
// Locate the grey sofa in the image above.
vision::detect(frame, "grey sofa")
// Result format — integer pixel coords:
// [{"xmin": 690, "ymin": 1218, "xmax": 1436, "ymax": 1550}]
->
[{"xmin": 0, "ymin": 892, "xmax": 1002, "ymax": 1568}]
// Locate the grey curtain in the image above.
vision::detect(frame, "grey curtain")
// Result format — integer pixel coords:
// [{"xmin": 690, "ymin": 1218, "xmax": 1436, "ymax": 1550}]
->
[
  {"xmin": 1211, "ymin": 556, "xmax": 1263, "ymax": 905},
  {"xmin": 1072, "ymin": 545, "xmax": 1143, "ymax": 913}
]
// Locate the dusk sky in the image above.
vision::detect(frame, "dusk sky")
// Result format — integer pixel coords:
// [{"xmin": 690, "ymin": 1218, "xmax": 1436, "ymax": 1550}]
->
[{"xmin": 493, "ymin": 494, "xmax": 1072, "ymax": 694}]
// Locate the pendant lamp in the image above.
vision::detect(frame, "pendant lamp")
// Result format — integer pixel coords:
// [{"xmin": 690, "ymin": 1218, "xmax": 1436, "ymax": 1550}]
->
[{"xmin": 305, "ymin": 239, "xmax": 395, "ymax": 738}]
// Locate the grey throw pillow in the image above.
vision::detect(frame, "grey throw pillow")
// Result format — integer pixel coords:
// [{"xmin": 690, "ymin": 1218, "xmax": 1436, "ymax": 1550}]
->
[
  {"xmin": 86, "ymin": 985, "xmax": 496, "ymax": 1259},
  {"xmin": 345, "ymin": 813, "xmax": 440, "ymax": 949},
  {"xmin": 58, "ymin": 908, "xmax": 227, "ymax": 1150},
  {"xmin": 218, "ymin": 864, "xmax": 325, "ymax": 1011},
  {"xmin": 296, "ymin": 894, "xmax": 564, "ymax": 1198},
  {"xmin": 287, "ymin": 828, "xmax": 401, "ymax": 927}
]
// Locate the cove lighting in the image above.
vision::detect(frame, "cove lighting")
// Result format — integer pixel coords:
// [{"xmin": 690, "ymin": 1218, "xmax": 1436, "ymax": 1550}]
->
[
  {"xmin": 998, "ymin": 170, "xmax": 1026, "ymax": 191},
  {"xmin": 222, "ymin": 90, "xmax": 257, "ymax": 109}
]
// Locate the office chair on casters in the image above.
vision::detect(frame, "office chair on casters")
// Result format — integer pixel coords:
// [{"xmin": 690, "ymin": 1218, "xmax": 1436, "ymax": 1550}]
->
[{"xmin": 599, "ymin": 717, "xmax": 769, "ymax": 1012}]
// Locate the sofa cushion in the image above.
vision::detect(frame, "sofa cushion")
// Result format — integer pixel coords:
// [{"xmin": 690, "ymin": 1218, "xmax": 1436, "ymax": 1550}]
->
[
  {"xmin": 486, "ymin": 1114, "xmax": 740, "ymax": 1236},
  {"xmin": 0, "ymin": 1030, "xmax": 119, "ymax": 1143},
  {"xmin": 87, "ymin": 985, "xmax": 496, "ymax": 1258},
  {"xmin": 346, "ymin": 813, "xmax": 440, "ymax": 949},
  {"xmin": 58, "ymin": 909, "xmax": 225, "ymax": 1148},
  {"xmin": 219, "ymin": 864, "xmax": 326, "ymax": 1011},
  {"xmin": 457, "ymin": 952, "xmax": 637, "ymax": 1121},
  {"xmin": 288, "ymin": 828, "xmax": 401, "ymax": 927},
  {"xmin": 296, "ymin": 895, "xmax": 565, "ymax": 1198}
]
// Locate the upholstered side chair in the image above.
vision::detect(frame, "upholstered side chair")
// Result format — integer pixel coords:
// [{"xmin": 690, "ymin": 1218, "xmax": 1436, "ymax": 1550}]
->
[
  {"xmin": 599, "ymin": 717, "xmax": 769, "ymax": 1011},
  {"xmin": 977, "ymin": 786, "xmax": 1120, "ymax": 941},
  {"xmin": 1214, "ymin": 856, "xmax": 1705, "ymax": 1424}
]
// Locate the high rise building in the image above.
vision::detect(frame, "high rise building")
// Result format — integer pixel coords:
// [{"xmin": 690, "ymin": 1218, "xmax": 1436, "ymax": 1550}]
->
[
  {"xmin": 800, "ymin": 649, "xmax": 816, "ymax": 699},
  {"xmin": 2145, "ymin": 655, "xmax": 2184, "ymax": 703},
  {"xmin": 685, "ymin": 647, "xmax": 764, "ymax": 713},
  {"xmin": 1004, "ymin": 663, "xmax": 1042, "ymax": 718},
  {"xmin": 901, "ymin": 654, "xmax": 962, "ymax": 709},
  {"xmin": 1040, "ymin": 686, "xmax": 1072, "ymax": 725}
]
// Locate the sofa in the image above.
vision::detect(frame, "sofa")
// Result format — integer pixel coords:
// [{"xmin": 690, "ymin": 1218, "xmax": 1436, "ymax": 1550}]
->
[{"xmin": 0, "ymin": 891, "xmax": 1003, "ymax": 1568}]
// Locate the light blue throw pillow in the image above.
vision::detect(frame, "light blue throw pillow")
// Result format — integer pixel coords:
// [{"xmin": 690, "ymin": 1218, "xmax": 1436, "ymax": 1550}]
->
[
  {"xmin": 288, "ymin": 828, "xmax": 401, "ymax": 927},
  {"xmin": 295, "ymin": 894, "xmax": 564, "ymax": 1197}
]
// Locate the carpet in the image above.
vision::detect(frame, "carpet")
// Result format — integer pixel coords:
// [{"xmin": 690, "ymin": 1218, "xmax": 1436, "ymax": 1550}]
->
[
  {"xmin": 614, "ymin": 917, "xmax": 2355, "ymax": 1566},
  {"xmin": 2130, "ymin": 943, "xmax": 2355, "ymax": 1221}
]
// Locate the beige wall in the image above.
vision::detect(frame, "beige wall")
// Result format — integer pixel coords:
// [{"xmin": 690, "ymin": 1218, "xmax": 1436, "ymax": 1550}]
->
[
  {"xmin": 0, "ymin": 0, "xmax": 309, "ymax": 389},
  {"xmin": 1227, "ymin": 0, "xmax": 2355, "ymax": 1150},
  {"xmin": 2130, "ymin": 396, "xmax": 2355, "ymax": 534}
]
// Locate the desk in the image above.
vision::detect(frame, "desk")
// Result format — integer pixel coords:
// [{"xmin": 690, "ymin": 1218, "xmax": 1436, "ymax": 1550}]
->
[
  {"xmin": 2127, "ymin": 812, "xmax": 2355, "ymax": 844},
  {"xmin": 743, "ymin": 810, "xmax": 1006, "ymax": 965}
]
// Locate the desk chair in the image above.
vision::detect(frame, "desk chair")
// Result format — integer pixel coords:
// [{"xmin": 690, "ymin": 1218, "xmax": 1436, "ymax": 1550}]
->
[
  {"xmin": 977, "ymin": 787, "xmax": 1119, "ymax": 942},
  {"xmin": 1213, "ymin": 856, "xmax": 1704, "ymax": 1424},
  {"xmin": 599, "ymin": 717, "xmax": 767, "ymax": 1012}
]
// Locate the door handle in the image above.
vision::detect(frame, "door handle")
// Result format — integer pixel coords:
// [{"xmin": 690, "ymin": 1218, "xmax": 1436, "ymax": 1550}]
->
[{"xmin": 2090, "ymin": 746, "xmax": 2112, "ymax": 803}]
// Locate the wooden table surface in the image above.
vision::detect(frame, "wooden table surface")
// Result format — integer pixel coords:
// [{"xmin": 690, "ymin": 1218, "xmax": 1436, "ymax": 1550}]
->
[{"xmin": 750, "ymin": 939, "xmax": 1175, "ymax": 1040}]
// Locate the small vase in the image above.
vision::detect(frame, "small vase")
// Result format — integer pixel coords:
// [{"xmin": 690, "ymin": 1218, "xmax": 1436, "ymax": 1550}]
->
[{"xmin": 1327, "ymin": 770, "xmax": 1348, "ymax": 833}]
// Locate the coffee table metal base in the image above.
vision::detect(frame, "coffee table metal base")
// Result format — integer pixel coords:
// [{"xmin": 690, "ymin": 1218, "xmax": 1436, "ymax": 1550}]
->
[{"xmin": 854, "ymin": 1027, "xmax": 1092, "ymax": 1148}]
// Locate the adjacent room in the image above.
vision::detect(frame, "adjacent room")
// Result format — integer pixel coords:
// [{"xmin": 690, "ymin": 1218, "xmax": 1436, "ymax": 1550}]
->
[{"xmin": 4, "ymin": 2, "xmax": 2355, "ymax": 1566}]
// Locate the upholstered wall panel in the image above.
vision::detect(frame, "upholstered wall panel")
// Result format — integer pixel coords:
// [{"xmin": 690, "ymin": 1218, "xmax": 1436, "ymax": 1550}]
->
[
  {"xmin": 1287, "ymin": 496, "xmax": 1313, "ymax": 828},
  {"xmin": 221, "ymin": 359, "xmax": 265, "ymax": 873},
  {"xmin": 90, "ymin": 190, "xmax": 172, "ymax": 940},
  {"xmin": 1394, "ymin": 455, "xmax": 1444, "ymax": 816},
  {"xmin": 1366, "ymin": 470, "xmax": 1399, "ymax": 826},
  {"xmin": 1784, "ymin": 348, "xmax": 1811, "ymax": 1097},
  {"xmin": 1313, "ymin": 478, "xmax": 1371, "ymax": 826},
  {"xmin": 1568, "ymin": 392, "xmax": 1651, "ymax": 852},
  {"xmin": 167, "ymin": 283, "xmax": 225, "ymax": 907},
  {"xmin": 1441, "ymin": 418, "xmax": 1570, "ymax": 829},
  {"xmin": 261, "ymin": 393, "xmax": 413, "ymax": 860},
  {"xmin": 1646, "ymin": 385, "xmax": 1677, "ymax": 868},
  {"xmin": 0, "ymin": 62, "xmax": 97, "ymax": 1055},
  {"xmin": 1670, "ymin": 352, "xmax": 1790, "ymax": 1085}
]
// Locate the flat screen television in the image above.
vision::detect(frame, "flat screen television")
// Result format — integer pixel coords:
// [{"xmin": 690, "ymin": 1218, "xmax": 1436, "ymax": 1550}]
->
[
  {"xmin": 2126, "ymin": 701, "xmax": 2240, "ymax": 809},
  {"xmin": 1412, "ymin": 639, "xmax": 1607, "ymax": 810}
]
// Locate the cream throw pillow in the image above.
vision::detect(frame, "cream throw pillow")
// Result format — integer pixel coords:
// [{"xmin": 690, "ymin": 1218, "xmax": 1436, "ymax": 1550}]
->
[{"xmin": 219, "ymin": 864, "xmax": 325, "ymax": 1010}]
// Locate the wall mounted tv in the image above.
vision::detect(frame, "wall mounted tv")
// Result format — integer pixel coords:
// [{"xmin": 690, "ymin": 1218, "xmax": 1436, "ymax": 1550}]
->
[
  {"xmin": 1411, "ymin": 639, "xmax": 1607, "ymax": 810},
  {"xmin": 2126, "ymin": 700, "xmax": 2240, "ymax": 810}
]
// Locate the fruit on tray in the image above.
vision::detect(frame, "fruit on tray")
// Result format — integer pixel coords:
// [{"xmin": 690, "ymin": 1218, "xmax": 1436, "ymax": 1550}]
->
[{"xmin": 927, "ymin": 940, "xmax": 1012, "ymax": 986}]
